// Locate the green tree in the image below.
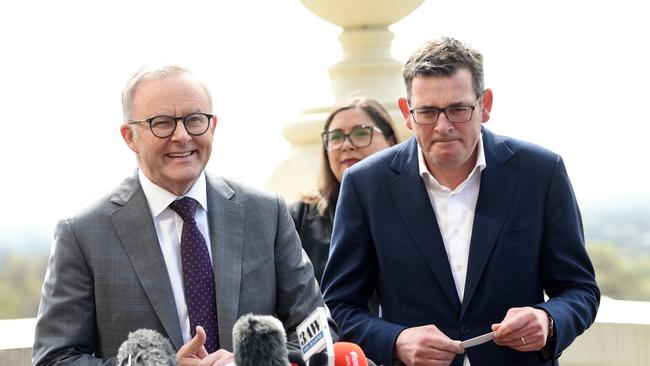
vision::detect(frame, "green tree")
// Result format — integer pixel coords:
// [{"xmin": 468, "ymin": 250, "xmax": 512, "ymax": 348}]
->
[
  {"xmin": 0, "ymin": 253, "xmax": 48, "ymax": 319},
  {"xmin": 587, "ymin": 242, "xmax": 650, "ymax": 301},
  {"xmin": 1, "ymin": 241, "xmax": 649, "ymax": 320}
]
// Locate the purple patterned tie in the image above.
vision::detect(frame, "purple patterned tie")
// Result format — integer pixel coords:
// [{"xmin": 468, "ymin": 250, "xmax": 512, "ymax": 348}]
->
[{"xmin": 169, "ymin": 197, "xmax": 220, "ymax": 353}]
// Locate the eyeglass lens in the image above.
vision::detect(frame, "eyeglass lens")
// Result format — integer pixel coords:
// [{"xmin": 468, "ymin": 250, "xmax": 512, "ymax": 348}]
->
[
  {"xmin": 325, "ymin": 126, "xmax": 373, "ymax": 150},
  {"xmin": 150, "ymin": 113, "xmax": 210, "ymax": 137},
  {"xmin": 412, "ymin": 106, "xmax": 474, "ymax": 125}
]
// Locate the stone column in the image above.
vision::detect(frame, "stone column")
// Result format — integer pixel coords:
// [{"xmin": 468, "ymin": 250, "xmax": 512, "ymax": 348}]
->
[{"xmin": 267, "ymin": 0, "xmax": 425, "ymax": 201}]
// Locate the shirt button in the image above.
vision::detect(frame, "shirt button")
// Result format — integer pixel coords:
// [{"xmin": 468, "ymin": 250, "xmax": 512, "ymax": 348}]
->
[{"xmin": 454, "ymin": 264, "xmax": 463, "ymax": 271}]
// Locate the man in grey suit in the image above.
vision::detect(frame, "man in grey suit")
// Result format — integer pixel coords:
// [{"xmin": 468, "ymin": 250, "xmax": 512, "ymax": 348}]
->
[{"xmin": 33, "ymin": 65, "xmax": 328, "ymax": 365}]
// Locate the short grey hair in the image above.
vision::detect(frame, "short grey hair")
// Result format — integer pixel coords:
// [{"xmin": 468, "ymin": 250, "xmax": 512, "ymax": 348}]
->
[
  {"xmin": 403, "ymin": 37, "xmax": 484, "ymax": 102},
  {"xmin": 121, "ymin": 64, "xmax": 213, "ymax": 121}
]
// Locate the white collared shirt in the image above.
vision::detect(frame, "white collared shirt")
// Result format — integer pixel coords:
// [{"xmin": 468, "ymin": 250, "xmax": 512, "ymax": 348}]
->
[
  {"xmin": 417, "ymin": 134, "xmax": 486, "ymax": 303},
  {"xmin": 138, "ymin": 169, "xmax": 212, "ymax": 344},
  {"xmin": 418, "ymin": 135, "xmax": 486, "ymax": 366}
]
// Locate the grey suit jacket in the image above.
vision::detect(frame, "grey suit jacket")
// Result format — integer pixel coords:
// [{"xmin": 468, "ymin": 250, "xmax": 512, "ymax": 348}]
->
[{"xmin": 33, "ymin": 171, "xmax": 327, "ymax": 365}]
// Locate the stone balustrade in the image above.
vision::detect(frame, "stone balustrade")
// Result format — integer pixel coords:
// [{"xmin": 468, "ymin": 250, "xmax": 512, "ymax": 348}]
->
[{"xmin": 2, "ymin": 297, "xmax": 648, "ymax": 365}]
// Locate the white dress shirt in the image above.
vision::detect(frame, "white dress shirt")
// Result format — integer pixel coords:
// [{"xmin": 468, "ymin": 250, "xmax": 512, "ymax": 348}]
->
[
  {"xmin": 138, "ymin": 170, "xmax": 212, "ymax": 345},
  {"xmin": 418, "ymin": 135, "xmax": 486, "ymax": 366}
]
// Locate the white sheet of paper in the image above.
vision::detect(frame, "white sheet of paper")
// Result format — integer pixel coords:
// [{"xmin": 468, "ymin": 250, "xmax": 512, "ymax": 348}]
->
[{"xmin": 460, "ymin": 331, "xmax": 495, "ymax": 348}]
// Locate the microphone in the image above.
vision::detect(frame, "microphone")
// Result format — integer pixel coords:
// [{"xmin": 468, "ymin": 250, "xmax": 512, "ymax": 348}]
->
[
  {"xmin": 288, "ymin": 350, "xmax": 307, "ymax": 366},
  {"xmin": 296, "ymin": 307, "xmax": 335, "ymax": 365},
  {"xmin": 232, "ymin": 313, "xmax": 290, "ymax": 366},
  {"xmin": 308, "ymin": 342, "xmax": 376, "ymax": 366},
  {"xmin": 116, "ymin": 328, "xmax": 176, "ymax": 366},
  {"xmin": 308, "ymin": 352, "xmax": 329, "ymax": 366},
  {"xmin": 332, "ymin": 342, "xmax": 370, "ymax": 366}
]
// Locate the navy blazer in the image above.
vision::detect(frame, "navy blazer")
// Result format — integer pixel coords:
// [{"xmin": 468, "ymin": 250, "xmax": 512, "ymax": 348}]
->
[{"xmin": 322, "ymin": 128, "xmax": 599, "ymax": 366}]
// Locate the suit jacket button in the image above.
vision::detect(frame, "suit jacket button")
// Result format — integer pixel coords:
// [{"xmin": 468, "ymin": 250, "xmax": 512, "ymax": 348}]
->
[{"xmin": 460, "ymin": 324, "xmax": 470, "ymax": 334}]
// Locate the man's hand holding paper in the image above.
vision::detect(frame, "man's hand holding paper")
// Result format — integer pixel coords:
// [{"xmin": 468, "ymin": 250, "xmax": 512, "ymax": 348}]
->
[{"xmin": 491, "ymin": 306, "xmax": 551, "ymax": 352}]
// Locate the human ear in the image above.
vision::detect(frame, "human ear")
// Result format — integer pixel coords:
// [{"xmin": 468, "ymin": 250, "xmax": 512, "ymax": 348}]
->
[
  {"xmin": 120, "ymin": 124, "xmax": 139, "ymax": 153},
  {"xmin": 211, "ymin": 115, "xmax": 217, "ymax": 130},
  {"xmin": 480, "ymin": 89, "xmax": 493, "ymax": 123},
  {"xmin": 398, "ymin": 98, "xmax": 414, "ymax": 130}
]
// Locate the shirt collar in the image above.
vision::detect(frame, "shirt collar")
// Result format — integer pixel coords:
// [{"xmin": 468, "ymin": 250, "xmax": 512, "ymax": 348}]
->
[
  {"xmin": 417, "ymin": 132, "xmax": 487, "ymax": 190},
  {"xmin": 138, "ymin": 170, "xmax": 208, "ymax": 218}
]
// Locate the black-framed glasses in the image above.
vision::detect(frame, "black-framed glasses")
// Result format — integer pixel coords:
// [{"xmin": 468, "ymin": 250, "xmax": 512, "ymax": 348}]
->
[
  {"xmin": 128, "ymin": 112, "xmax": 213, "ymax": 138},
  {"xmin": 409, "ymin": 97, "xmax": 482, "ymax": 125},
  {"xmin": 321, "ymin": 124, "xmax": 382, "ymax": 151}
]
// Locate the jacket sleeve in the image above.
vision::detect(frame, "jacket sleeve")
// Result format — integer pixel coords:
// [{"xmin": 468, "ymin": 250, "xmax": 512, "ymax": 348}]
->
[
  {"xmin": 272, "ymin": 195, "xmax": 338, "ymax": 351},
  {"xmin": 33, "ymin": 219, "xmax": 116, "ymax": 366},
  {"xmin": 535, "ymin": 156, "xmax": 600, "ymax": 357},
  {"xmin": 321, "ymin": 172, "xmax": 405, "ymax": 366}
]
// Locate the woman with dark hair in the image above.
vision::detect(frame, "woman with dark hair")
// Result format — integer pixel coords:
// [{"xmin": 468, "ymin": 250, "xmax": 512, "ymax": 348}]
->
[{"xmin": 290, "ymin": 97, "xmax": 399, "ymax": 285}]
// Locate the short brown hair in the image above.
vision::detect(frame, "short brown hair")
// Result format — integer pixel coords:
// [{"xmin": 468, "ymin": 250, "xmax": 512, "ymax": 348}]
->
[{"xmin": 403, "ymin": 37, "xmax": 484, "ymax": 101}]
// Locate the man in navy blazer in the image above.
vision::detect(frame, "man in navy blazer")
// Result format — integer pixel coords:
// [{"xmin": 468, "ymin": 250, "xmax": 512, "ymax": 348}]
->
[{"xmin": 321, "ymin": 37, "xmax": 599, "ymax": 366}]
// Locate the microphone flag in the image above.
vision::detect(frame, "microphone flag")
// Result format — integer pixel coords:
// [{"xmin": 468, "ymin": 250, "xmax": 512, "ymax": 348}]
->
[{"xmin": 296, "ymin": 307, "xmax": 334, "ymax": 366}]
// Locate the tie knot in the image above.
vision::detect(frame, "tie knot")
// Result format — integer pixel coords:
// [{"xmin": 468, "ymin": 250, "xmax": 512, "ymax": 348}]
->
[{"xmin": 169, "ymin": 197, "xmax": 199, "ymax": 222}]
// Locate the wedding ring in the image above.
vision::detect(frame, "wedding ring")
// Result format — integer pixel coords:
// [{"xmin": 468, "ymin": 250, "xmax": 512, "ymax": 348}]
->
[{"xmin": 521, "ymin": 337, "xmax": 527, "ymax": 345}]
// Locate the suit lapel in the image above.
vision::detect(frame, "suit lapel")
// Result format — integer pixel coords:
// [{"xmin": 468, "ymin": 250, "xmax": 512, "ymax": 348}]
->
[
  {"xmin": 109, "ymin": 173, "xmax": 184, "ymax": 350},
  {"xmin": 389, "ymin": 138, "xmax": 461, "ymax": 310},
  {"xmin": 461, "ymin": 129, "xmax": 518, "ymax": 317},
  {"xmin": 206, "ymin": 175, "xmax": 243, "ymax": 351}
]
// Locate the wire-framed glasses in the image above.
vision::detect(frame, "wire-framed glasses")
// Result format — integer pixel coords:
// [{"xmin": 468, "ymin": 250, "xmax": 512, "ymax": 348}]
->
[
  {"xmin": 409, "ymin": 97, "xmax": 482, "ymax": 125},
  {"xmin": 128, "ymin": 112, "xmax": 213, "ymax": 138},
  {"xmin": 321, "ymin": 124, "xmax": 382, "ymax": 151}
]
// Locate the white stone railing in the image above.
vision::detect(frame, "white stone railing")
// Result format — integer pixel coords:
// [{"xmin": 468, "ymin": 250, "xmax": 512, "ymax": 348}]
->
[
  {"xmin": 0, "ymin": 318, "xmax": 34, "ymax": 365},
  {"xmin": 560, "ymin": 297, "xmax": 650, "ymax": 366},
  {"xmin": 2, "ymin": 298, "xmax": 648, "ymax": 365}
]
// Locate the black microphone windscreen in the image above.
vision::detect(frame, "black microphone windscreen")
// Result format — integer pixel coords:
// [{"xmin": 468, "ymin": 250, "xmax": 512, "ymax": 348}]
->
[
  {"xmin": 116, "ymin": 328, "xmax": 176, "ymax": 366},
  {"xmin": 309, "ymin": 352, "xmax": 329, "ymax": 366},
  {"xmin": 232, "ymin": 313, "xmax": 290, "ymax": 366},
  {"xmin": 287, "ymin": 350, "xmax": 307, "ymax": 366}
]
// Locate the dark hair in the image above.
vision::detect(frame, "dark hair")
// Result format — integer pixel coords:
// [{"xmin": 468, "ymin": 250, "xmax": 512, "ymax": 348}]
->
[
  {"xmin": 403, "ymin": 37, "xmax": 484, "ymax": 101},
  {"xmin": 304, "ymin": 97, "xmax": 399, "ymax": 216}
]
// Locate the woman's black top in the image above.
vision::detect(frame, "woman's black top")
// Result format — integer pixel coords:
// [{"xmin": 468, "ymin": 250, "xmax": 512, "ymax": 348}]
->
[
  {"xmin": 290, "ymin": 200, "xmax": 379, "ymax": 316},
  {"xmin": 289, "ymin": 200, "xmax": 333, "ymax": 284}
]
